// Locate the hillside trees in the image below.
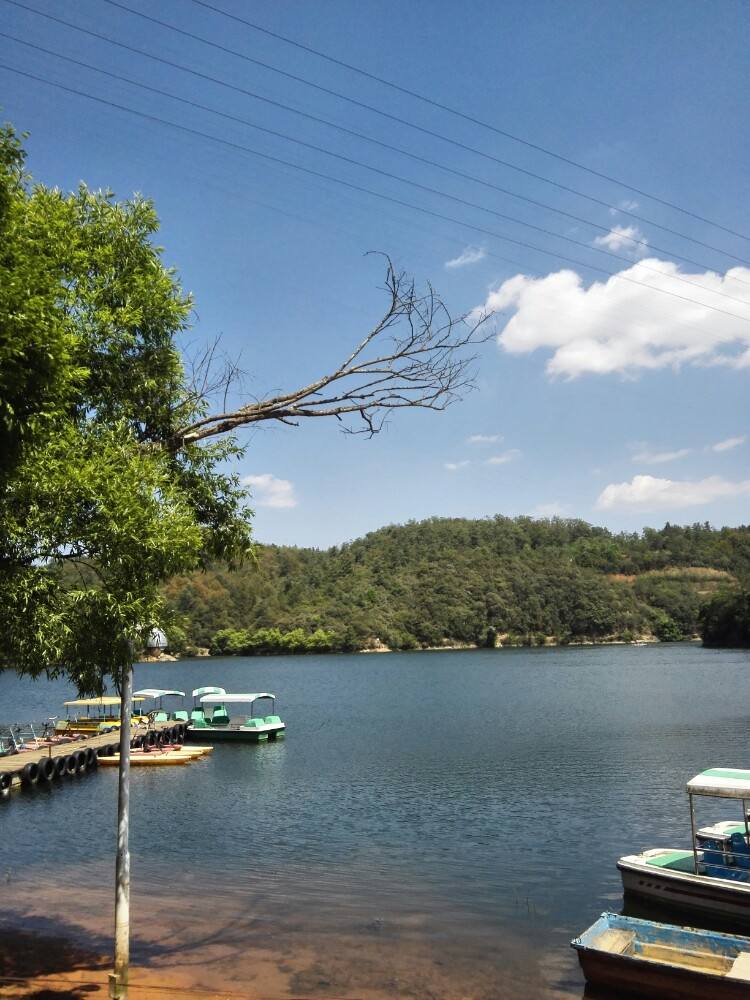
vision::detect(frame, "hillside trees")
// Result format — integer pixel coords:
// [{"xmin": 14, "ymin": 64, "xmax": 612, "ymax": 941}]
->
[
  {"xmin": 161, "ymin": 517, "xmax": 750, "ymax": 653},
  {"xmin": 701, "ymin": 586, "xmax": 750, "ymax": 647}
]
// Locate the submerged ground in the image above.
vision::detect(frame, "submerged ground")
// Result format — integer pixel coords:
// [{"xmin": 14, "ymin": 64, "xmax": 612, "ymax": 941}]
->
[{"xmin": 2, "ymin": 644, "xmax": 749, "ymax": 998}]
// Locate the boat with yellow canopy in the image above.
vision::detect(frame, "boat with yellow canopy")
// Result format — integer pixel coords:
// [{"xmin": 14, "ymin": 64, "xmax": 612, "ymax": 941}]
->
[{"xmin": 55, "ymin": 696, "xmax": 147, "ymax": 736}]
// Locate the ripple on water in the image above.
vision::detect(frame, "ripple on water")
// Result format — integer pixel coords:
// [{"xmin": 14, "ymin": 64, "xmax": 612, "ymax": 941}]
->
[{"xmin": 2, "ymin": 643, "xmax": 749, "ymax": 997}]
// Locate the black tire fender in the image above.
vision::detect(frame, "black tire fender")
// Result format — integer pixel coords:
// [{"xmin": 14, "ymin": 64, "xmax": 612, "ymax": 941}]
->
[
  {"xmin": 74, "ymin": 750, "xmax": 87, "ymax": 772},
  {"xmin": 54, "ymin": 756, "xmax": 67, "ymax": 778},
  {"xmin": 21, "ymin": 761, "xmax": 39, "ymax": 786},
  {"xmin": 38, "ymin": 757, "xmax": 56, "ymax": 782},
  {"xmin": 0, "ymin": 772, "xmax": 11, "ymax": 792},
  {"xmin": 64, "ymin": 754, "xmax": 77, "ymax": 776}
]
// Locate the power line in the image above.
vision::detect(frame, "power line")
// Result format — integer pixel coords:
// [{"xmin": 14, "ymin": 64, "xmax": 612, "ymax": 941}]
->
[
  {"xmin": 7, "ymin": 31, "xmax": 750, "ymax": 312},
  {"xmin": 188, "ymin": 0, "xmax": 750, "ymax": 244},
  {"xmin": 4, "ymin": 61, "xmax": 750, "ymax": 330},
  {"xmin": 32, "ymin": 0, "xmax": 741, "ymax": 266},
  {"xmin": 4, "ymin": 26, "xmax": 749, "ymax": 285}
]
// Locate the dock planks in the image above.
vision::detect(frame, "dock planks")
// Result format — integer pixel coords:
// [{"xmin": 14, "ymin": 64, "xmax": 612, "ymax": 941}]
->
[{"xmin": 0, "ymin": 721, "xmax": 184, "ymax": 787}]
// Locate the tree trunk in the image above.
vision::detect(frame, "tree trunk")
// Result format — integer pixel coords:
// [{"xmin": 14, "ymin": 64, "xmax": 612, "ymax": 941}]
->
[{"xmin": 113, "ymin": 663, "xmax": 133, "ymax": 999}]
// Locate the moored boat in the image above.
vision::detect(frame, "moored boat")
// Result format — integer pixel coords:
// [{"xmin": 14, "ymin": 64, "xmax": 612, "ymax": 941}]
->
[
  {"xmin": 619, "ymin": 768, "xmax": 750, "ymax": 922},
  {"xmin": 55, "ymin": 696, "xmax": 148, "ymax": 736},
  {"xmin": 133, "ymin": 688, "xmax": 187, "ymax": 723},
  {"xmin": 185, "ymin": 692, "xmax": 285, "ymax": 742},
  {"xmin": 572, "ymin": 911, "xmax": 750, "ymax": 999}
]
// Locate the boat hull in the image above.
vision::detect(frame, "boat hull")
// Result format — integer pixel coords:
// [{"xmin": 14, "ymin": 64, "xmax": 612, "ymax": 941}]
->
[
  {"xmin": 184, "ymin": 723, "xmax": 285, "ymax": 743},
  {"xmin": 620, "ymin": 855, "xmax": 750, "ymax": 923},
  {"xmin": 573, "ymin": 912, "xmax": 750, "ymax": 999},
  {"xmin": 577, "ymin": 948, "xmax": 750, "ymax": 999}
]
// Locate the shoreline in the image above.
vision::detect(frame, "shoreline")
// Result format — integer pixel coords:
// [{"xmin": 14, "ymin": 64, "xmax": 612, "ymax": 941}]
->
[{"xmin": 140, "ymin": 635, "xmax": 706, "ymax": 662}]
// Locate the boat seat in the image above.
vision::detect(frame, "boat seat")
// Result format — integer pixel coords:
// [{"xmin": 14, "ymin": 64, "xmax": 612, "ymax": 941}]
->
[
  {"xmin": 191, "ymin": 717, "xmax": 208, "ymax": 729},
  {"xmin": 172, "ymin": 711, "xmax": 188, "ymax": 722},
  {"xmin": 244, "ymin": 717, "xmax": 267, "ymax": 729},
  {"xmin": 190, "ymin": 709, "xmax": 206, "ymax": 723},
  {"xmin": 592, "ymin": 929, "xmax": 635, "ymax": 955},
  {"xmin": 211, "ymin": 709, "xmax": 230, "ymax": 725},
  {"xmin": 153, "ymin": 711, "xmax": 169, "ymax": 722},
  {"xmin": 728, "ymin": 952, "xmax": 750, "ymax": 980},
  {"xmin": 264, "ymin": 715, "xmax": 282, "ymax": 725}
]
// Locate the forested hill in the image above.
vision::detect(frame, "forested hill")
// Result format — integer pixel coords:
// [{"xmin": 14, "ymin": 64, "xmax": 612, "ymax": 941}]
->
[{"xmin": 162, "ymin": 517, "xmax": 750, "ymax": 654}]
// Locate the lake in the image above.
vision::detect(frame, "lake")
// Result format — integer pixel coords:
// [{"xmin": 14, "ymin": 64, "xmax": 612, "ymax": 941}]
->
[{"xmin": 1, "ymin": 643, "xmax": 750, "ymax": 998}]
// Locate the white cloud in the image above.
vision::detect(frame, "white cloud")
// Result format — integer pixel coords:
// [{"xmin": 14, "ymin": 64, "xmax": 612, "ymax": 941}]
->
[
  {"xmin": 532, "ymin": 502, "xmax": 567, "ymax": 517},
  {"xmin": 242, "ymin": 473, "xmax": 297, "ymax": 508},
  {"xmin": 631, "ymin": 446, "xmax": 692, "ymax": 464},
  {"xmin": 485, "ymin": 449, "xmax": 521, "ymax": 466},
  {"xmin": 476, "ymin": 259, "xmax": 750, "ymax": 377},
  {"xmin": 444, "ymin": 460, "xmax": 470, "ymax": 471},
  {"xmin": 445, "ymin": 245, "xmax": 486, "ymax": 269},
  {"xmin": 610, "ymin": 199, "xmax": 640, "ymax": 216},
  {"xmin": 467, "ymin": 433, "xmax": 501, "ymax": 445},
  {"xmin": 594, "ymin": 224, "xmax": 648, "ymax": 257},
  {"xmin": 712, "ymin": 435, "xmax": 746, "ymax": 452},
  {"xmin": 596, "ymin": 474, "xmax": 750, "ymax": 511}
]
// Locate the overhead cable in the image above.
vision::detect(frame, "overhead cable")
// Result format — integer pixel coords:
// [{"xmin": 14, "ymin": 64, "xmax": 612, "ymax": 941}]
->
[
  {"xmin": 6, "ymin": 33, "xmax": 750, "ymax": 309},
  {"xmin": 184, "ymin": 0, "xmax": 750, "ymax": 243},
  {"xmin": 9, "ymin": 0, "xmax": 741, "ymax": 265},
  {"xmin": 3, "ymin": 62, "xmax": 750, "ymax": 329},
  {"xmin": 4, "ymin": 27, "xmax": 749, "ymax": 284}
]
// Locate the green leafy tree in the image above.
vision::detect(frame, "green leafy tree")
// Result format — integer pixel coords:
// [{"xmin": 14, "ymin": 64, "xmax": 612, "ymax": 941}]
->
[
  {"xmin": 0, "ymin": 128, "xmax": 252, "ymax": 693},
  {"xmin": 700, "ymin": 586, "xmax": 750, "ymax": 647}
]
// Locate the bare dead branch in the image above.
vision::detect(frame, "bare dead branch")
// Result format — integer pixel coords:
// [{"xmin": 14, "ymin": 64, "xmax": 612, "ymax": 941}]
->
[{"xmin": 170, "ymin": 257, "xmax": 493, "ymax": 448}]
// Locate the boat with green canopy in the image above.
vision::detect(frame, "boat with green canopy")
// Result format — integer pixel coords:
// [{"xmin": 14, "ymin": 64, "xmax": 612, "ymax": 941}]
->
[
  {"xmin": 185, "ymin": 692, "xmax": 284, "ymax": 743},
  {"xmin": 619, "ymin": 767, "xmax": 750, "ymax": 922},
  {"xmin": 189, "ymin": 686, "xmax": 225, "ymax": 727}
]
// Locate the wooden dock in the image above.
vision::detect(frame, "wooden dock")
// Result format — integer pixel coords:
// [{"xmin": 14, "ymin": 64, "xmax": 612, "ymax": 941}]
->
[{"xmin": 0, "ymin": 721, "xmax": 187, "ymax": 793}]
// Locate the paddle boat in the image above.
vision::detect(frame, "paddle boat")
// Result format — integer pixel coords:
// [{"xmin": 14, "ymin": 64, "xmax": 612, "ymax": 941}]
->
[
  {"xmin": 55, "ymin": 696, "xmax": 148, "ymax": 736},
  {"xmin": 98, "ymin": 744, "xmax": 213, "ymax": 767},
  {"xmin": 619, "ymin": 768, "xmax": 750, "ymax": 922},
  {"xmin": 189, "ymin": 686, "xmax": 226, "ymax": 727},
  {"xmin": 132, "ymin": 688, "xmax": 187, "ymax": 723},
  {"xmin": 185, "ymin": 692, "xmax": 284, "ymax": 743},
  {"xmin": 572, "ymin": 911, "xmax": 750, "ymax": 998}
]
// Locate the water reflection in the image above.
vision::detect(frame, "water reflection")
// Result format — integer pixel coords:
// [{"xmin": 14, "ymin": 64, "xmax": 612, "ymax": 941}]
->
[{"xmin": 1, "ymin": 644, "xmax": 749, "ymax": 997}]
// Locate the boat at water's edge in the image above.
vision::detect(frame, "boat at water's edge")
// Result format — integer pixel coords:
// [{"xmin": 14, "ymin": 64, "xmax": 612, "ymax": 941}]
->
[{"xmin": 572, "ymin": 911, "xmax": 750, "ymax": 999}]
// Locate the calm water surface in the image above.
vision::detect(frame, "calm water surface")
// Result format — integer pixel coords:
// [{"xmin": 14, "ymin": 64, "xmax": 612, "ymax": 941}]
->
[{"xmin": 1, "ymin": 644, "xmax": 750, "ymax": 998}]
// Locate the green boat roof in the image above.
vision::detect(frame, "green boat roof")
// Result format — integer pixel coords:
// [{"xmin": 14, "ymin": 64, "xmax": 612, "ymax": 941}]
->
[{"xmin": 687, "ymin": 768, "xmax": 750, "ymax": 799}]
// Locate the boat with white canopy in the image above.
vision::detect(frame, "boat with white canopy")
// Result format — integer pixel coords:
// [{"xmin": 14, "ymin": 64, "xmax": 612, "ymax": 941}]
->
[
  {"xmin": 132, "ymin": 689, "xmax": 187, "ymax": 723},
  {"xmin": 185, "ymin": 692, "xmax": 284, "ymax": 742},
  {"xmin": 619, "ymin": 768, "xmax": 750, "ymax": 921}
]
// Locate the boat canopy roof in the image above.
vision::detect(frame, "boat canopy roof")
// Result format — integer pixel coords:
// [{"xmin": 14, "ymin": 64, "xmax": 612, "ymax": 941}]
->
[
  {"xmin": 132, "ymin": 688, "xmax": 185, "ymax": 699},
  {"xmin": 200, "ymin": 692, "xmax": 275, "ymax": 704},
  {"xmin": 64, "ymin": 696, "xmax": 145, "ymax": 707},
  {"xmin": 687, "ymin": 768, "xmax": 750, "ymax": 799},
  {"xmin": 191, "ymin": 686, "xmax": 226, "ymax": 698}
]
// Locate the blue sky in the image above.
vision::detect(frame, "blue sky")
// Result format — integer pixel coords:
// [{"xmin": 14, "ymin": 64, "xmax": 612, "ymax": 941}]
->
[{"xmin": 2, "ymin": 0, "xmax": 749, "ymax": 546}]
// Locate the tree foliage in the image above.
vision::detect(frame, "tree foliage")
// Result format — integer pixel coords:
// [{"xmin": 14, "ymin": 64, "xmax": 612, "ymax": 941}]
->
[
  {"xmin": 0, "ymin": 124, "xmax": 252, "ymax": 692},
  {"xmin": 700, "ymin": 586, "xmax": 750, "ymax": 648},
  {"xmin": 162, "ymin": 516, "xmax": 749, "ymax": 653}
]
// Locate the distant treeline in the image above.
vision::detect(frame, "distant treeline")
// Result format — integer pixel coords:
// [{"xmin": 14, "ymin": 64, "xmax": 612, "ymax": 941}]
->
[{"xmin": 160, "ymin": 516, "xmax": 750, "ymax": 654}]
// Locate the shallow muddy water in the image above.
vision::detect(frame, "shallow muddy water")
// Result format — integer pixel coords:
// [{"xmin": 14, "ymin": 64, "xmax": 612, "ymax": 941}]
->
[{"xmin": 2, "ymin": 644, "xmax": 749, "ymax": 997}]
